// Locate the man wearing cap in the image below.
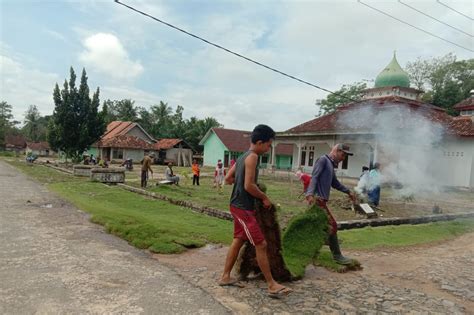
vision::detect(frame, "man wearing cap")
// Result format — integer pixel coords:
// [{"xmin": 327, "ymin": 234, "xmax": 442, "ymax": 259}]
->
[{"xmin": 305, "ymin": 143, "xmax": 356, "ymax": 265}]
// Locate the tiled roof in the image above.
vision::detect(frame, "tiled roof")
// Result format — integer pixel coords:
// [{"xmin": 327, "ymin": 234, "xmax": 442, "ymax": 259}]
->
[
  {"xmin": 275, "ymin": 144, "xmax": 293, "ymax": 156},
  {"xmin": 26, "ymin": 141, "xmax": 50, "ymax": 151},
  {"xmin": 449, "ymin": 116, "xmax": 474, "ymax": 137},
  {"xmin": 96, "ymin": 135, "xmax": 155, "ymax": 149},
  {"xmin": 5, "ymin": 135, "xmax": 26, "ymax": 148},
  {"xmin": 101, "ymin": 121, "xmax": 136, "ymax": 140},
  {"xmin": 285, "ymin": 96, "xmax": 472, "ymax": 137},
  {"xmin": 212, "ymin": 128, "xmax": 293, "ymax": 155},
  {"xmin": 453, "ymin": 96, "xmax": 474, "ymax": 110},
  {"xmin": 153, "ymin": 138, "xmax": 182, "ymax": 150},
  {"xmin": 213, "ymin": 128, "xmax": 251, "ymax": 152}
]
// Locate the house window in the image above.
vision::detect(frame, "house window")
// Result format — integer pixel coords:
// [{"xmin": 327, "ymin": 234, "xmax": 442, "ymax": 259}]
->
[
  {"xmin": 308, "ymin": 151, "xmax": 314, "ymax": 166},
  {"xmin": 261, "ymin": 155, "xmax": 268, "ymax": 164},
  {"xmin": 301, "ymin": 151, "xmax": 306, "ymax": 166},
  {"xmin": 113, "ymin": 148, "xmax": 123, "ymax": 159},
  {"xmin": 342, "ymin": 154, "xmax": 349, "ymax": 170}
]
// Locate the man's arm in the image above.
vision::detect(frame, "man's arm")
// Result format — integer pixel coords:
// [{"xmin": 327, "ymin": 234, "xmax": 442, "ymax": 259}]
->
[
  {"xmin": 244, "ymin": 153, "xmax": 271, "ymax": 208},
  {"xmin": 332, "ymin": 175, "xmax": 355, "ymax": 202},
  {"xmin": 331, "ymin": 175, "xmax": 349, "ymax": 193},
  {"xmin": 225, "ymin": 164, "xmax": 236, "ymax": 184}
]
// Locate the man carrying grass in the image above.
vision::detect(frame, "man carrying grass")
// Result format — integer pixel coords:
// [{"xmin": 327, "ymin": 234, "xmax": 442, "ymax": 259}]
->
[
  {"xmin": 218, "ymin": 124, "xmax": 292, "ymax": 298},
  {"xmin": 306, "ymin": 144, "xmax": 356, "ymax": 265}
]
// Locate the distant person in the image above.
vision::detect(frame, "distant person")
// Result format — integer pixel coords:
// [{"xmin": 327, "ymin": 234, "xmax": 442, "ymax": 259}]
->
[
  {"xmin": 90, "ymin": 154, "xmax": 96, "ymax": 165},
  {"xmin": 305, "ymin": 143, "xmax": 356, "ymax": 265},
  {"xmin": 355, "ymin": 166, "xmax": 370, "ymax": 195},
  {"xmin": 219, "ymin": 124, "xmax": 292, "ymax": 298},
  {"xmin": 165, "ymin": 162, "xmax": 180, "ymax": 185},
  {"xmin": 141, "ymin": 153, "xmax": 154, "ymax": 188},
  {"xmin": 214, "ymin": 159, "xmax": 226, "ymax": 191},
  {"xmin": 192, "ymin": 159, "xmax": 200, "ymax": 186},
  {"xmin": 230, "ymin": 158, "xmax": 236, "ymax": 168},
  {"xmin": 367, "ymin": 162, "xmax": 381, "ymax": 207},
  {"xmin": 295, "ymin": 170, "xmax": 311, "ymax": 195}
]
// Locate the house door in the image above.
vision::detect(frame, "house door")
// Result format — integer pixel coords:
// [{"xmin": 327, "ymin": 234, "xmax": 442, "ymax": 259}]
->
[{"xmin": 224, "ymin": 153, "xmax": 229, "ymax": 167}]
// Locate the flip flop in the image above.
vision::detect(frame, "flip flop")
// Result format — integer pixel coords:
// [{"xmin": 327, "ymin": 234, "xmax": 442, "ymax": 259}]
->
[
  {"xmin": 268, "ymin": 287, "xmax": 293, "ymax": 299},
  {"xmin": 218, "ymin": 279, "xmax": 245, "ymax": 288}
]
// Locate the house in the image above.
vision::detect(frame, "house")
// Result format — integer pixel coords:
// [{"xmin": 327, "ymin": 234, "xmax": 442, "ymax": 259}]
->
[
  {"xmin": 92, "ymin": 121, "xmax": 155, "ymax": 162},
  {"xmin": 4, "ymin": 135, "xmax": 27, "ymax": 154},
  {"xmin": 274, "ymin": 54, "xmax": 474, "ymax": 188},
  {"xmin": 199, "ymin": 127, "xmax": 293, "ymax": 169},
  {"xmin": 26, "ymin": 141, "xmax": 54, "ymax": 156},
  {"xmin": 153, "ymin": 138, "xmax": 194, "ymax": 166}
]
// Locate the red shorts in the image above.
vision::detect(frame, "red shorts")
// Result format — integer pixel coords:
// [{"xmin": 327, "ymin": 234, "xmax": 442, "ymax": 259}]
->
[{"xmin": 230, "ymin": 205, "xmax": 265, "ymax": 245}]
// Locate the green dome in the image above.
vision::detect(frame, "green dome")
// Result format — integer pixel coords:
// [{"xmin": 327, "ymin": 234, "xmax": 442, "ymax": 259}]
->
[{"xmin": 374, "ymin": 53, "xmax": 410, "ymax": 88}]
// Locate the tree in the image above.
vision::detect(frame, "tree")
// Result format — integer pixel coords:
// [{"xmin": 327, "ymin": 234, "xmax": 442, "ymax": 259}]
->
[
  {"xmin": 48, "ymin": 67, "xmax": 105, "ymax": 161},
  {"xmin": 316, "ymin": 81, "xmax": 367, "ymax": 116},
  {"xmin": 406, "ymin": 54, "xmax": 473, "ymax": 115},
  {"xmin": 22, "ymin": 105, "xmax": 46, "ymax": 142},
  {"xmin": 0, "ymin": 101, "xmax": 19, "ymax": 147}
]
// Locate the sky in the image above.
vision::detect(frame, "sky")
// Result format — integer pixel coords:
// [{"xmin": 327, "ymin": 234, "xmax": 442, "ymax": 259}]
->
[{"xmin": 1, "ymin": 0, "xmax": 472, "ymax": 131}]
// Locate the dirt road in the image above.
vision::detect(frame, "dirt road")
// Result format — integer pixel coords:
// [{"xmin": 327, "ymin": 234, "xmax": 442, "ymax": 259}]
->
[
  {"xmin": 0, "ymin": 161, "xmax": 229, "ymax": 314},
  {"xmin": 157, "ymin": 223, "xmax": 474, "ymax": 314}
]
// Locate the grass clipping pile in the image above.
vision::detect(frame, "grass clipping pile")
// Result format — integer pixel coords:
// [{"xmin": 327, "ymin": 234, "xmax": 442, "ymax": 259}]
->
[{"xmin": 281, "ymin": 203, "xmax": 329, "ymax": 278}]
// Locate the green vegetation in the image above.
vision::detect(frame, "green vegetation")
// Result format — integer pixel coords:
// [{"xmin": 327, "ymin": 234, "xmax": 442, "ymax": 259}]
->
[
  {"xmin": 52, "ymin": 181, "xmax": 231, "ymax": 253},
  {"xmin": 338, "ymin": 219, "xmax": 474, "ymax": 249},
  {"xmin": 282, "ymin": 204, "xmax": 328, "ymax": 278}
]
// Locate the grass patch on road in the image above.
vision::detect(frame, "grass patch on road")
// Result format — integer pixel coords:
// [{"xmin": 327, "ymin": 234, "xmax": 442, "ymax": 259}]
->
[{"xmin": 51, "ymin": 181, "xmax": 232, "ymax": 253}]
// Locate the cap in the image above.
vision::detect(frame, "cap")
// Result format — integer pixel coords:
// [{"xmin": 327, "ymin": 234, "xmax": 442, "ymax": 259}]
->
[{"xmin": 336, "ymin": 143, "xmax": 353, "ymax": 156}]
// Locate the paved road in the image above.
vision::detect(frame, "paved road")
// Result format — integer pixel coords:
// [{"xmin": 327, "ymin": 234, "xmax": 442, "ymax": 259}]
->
[{"xmin": 0, "ymin": 161, "xmax": 229, "ymax": 314}]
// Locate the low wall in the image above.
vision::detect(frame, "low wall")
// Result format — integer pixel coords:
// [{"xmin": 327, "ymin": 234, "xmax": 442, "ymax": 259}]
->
[
  {"xmin": 90, "ymin": 168, "xmax": 125, "ymax": 183},
  {"xmin": 73, "ymin": 165, "xmax": 93, "ymax": 177}
]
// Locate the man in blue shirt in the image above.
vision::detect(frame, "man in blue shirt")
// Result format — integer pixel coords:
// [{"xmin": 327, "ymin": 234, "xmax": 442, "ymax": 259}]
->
[{"xmin": 306, "ymin": 143, "xmax": 356, "ymax": 265}]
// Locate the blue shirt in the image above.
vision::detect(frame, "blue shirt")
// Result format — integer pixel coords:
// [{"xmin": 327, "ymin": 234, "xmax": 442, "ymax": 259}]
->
[{"xmin": 305, "ymin": 154, "xmax": 350, "ymax": 200}]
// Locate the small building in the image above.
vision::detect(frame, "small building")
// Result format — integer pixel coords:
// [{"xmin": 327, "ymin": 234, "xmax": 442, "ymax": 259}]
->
[
  {"xmin": 26, "ymin": 141, "xmax": 54, "ymax": 156},
  {"xmin": 153, "ymin": 138, "xmax": 194, "ymax": 166},
  {"xmin": 4, "ymin": 135, "xmax": 27, "ymax": 154},
  {"xmin": 92, "ymin": 121, "xmax": 155, "ymax": 162},
  {"xmin": 199, "ymin": 127, "xmax": 293, "ymax": 169}
]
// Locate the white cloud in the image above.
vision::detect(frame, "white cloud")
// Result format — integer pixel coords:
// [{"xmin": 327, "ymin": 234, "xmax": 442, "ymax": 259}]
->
[
  {"xmin": 79, "ymin": 33, "xmax": 144, "ymax": 81},
  {"xmin": 0, "ymin": 47, "xmax": 59, "ymax": 123}
]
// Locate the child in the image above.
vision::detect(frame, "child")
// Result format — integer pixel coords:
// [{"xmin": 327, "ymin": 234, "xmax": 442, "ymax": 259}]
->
[
  {"xmin": 192, "ymin": 159, "xmax": 200, "ymax": 186},
  {"xmin": 295, "ymin": 170, "xmax": 311, "ymax": 196},
  {"xmin": 218, "ymin": 124, "xmax": 292, "ymax": 298},
  {"xmin": 214, "ymin": 159, "xmax": 226, "ymax": 191}
]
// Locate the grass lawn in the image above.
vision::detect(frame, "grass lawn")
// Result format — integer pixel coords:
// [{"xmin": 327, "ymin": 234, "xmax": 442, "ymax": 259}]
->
[{"xmin": 4, "ymin": 158, "xmax": 474, "ymax": 262}]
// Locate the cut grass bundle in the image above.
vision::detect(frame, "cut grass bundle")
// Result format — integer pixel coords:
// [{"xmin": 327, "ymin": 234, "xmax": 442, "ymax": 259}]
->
[{"xmin": 282, "ymin": 204, "xmax": 329, "ymax": 278}]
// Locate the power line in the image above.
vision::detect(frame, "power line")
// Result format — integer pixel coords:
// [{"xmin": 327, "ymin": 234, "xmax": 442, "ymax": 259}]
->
[
  {"xmin": 399, "ymin": 0, "xmax": 473, "ymax": 37},
  {"xmin": 436, "ymin": 0, "xmax": 473, "ymax": 21},
  {"xmin": 114, "ymin": 0, "xmax": 359, "ymax": 102},
  {"xmin": 358, "ymin": 0, "xmax": 473, "ymax": 52}
]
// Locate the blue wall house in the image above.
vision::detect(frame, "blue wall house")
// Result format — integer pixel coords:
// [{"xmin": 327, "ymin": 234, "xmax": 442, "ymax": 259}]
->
[{"xmin": 199, "ymin": 128, "xmax": 293, "ymax": 169}]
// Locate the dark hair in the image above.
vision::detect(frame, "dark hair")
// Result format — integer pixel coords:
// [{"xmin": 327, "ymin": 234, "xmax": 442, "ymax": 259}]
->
[
  {"xmin": 251, "ymin": 124, "xmax": 275, "ymax": 144},
  {"xmin": 362, "ymin": 166, "xmax": 369, "ymax": 171}
]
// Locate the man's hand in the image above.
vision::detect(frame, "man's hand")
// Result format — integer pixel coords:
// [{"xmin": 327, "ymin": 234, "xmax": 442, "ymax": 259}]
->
[
  {"xmin": 262, "ymin": 197, "xmax": 272, "ymax": 209},
  {"xmin": 305, "ymin": 195, "xmax": 315, "ymax": 205},
  {"xmin": 348, "ymin": 191, "xmax": 356, "ymax": 203}
]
